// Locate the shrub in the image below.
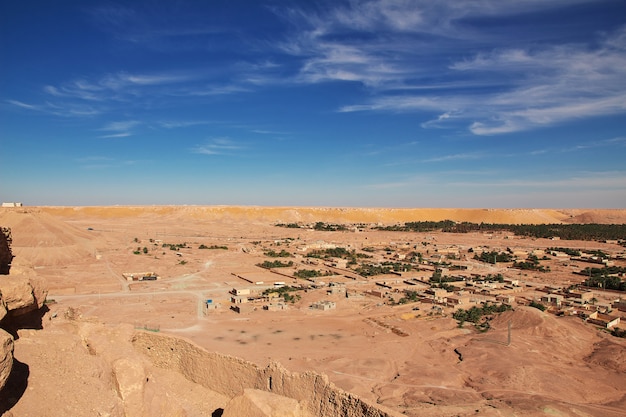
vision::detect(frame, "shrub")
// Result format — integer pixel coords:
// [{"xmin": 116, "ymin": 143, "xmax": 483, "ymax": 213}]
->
[{"xmin": 529, "ymin": 300, "xmax": 546, "ymax": 311}]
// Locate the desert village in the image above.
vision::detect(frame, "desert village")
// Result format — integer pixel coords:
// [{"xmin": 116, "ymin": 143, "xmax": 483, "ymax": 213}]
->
[{"xmin": 1, "ymin": 205, "xmax": 626, "ymax": 416}]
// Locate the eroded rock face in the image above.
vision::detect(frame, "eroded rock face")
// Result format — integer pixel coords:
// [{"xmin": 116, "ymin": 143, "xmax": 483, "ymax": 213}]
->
[
  {"xmin": 223, "ymin": 388, "xmax": 308, "ymax": 417},
  {"xmin": 0, "ymin": 227, "xmax": 47, "ymax": 397},
  {"xmin": 0, "ymin": 329, "xmax": 14, "ymax": 391},
  {"xmin": 0, "ymin": 275, "xmax": 47, "ymax": 318},
  {"xmin": 132, "ymin": 331, "xmax": 399, "ymax": 417},
  {"xmin": 0, "ymin": 292, "xmax": 7, "ymax": 323},
  {"xmin": 113, "ymin": 358, "xmax": 147, "ymax": 417},
  {"xmin": 0, "ymin": 228, "xmax": 12, "ymax": 275}
]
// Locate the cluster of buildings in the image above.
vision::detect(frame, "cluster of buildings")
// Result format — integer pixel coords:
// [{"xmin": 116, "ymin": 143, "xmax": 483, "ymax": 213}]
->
[
  {"xmin": 174, "ymin": 235, "xmax": 625, "ymax": 333},
  {"xmin": 537, "ymin": 287, "xmax": 622, "ymax": 328}
]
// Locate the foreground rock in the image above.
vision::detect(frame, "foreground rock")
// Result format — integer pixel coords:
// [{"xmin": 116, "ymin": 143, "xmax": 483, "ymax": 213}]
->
[
  {"xmin": 3, "ymin": 313, "xmax": 397, "ymax": 417},
  {"xmin": 223, "ymin": 389, "xmax": 307, "ymax": 417},
  {"xmin": 0, "ymin": 329, "xmax": 13, "ymax": 391},
  {"xmin": 132, "ymin": 331, "xmax": 397, "ymax": 417},
  {"xmin": 0, "ymin": 228, "xmax": 12, "ymax": 275},
  {"xmin": 0, "ymin": 275, "xmax": 47, "ymax": 319}
]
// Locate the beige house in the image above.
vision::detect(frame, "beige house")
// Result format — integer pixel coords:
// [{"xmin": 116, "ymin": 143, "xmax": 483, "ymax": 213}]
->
[
  {"xmin": 311, "ymin": 301, "xmax": 336, "ymax": 311},
  {"xmin": 264, "ymin": 303, "xmax": 288, "ymax": 311},
  {"xmin": 496, "ymin": 294, "xmax": 516, "ymax": 305},
  {"xmin": 567, "ymin": 290, "xmax": 594, "ymax": 303},
  {"xmin": 446, "ymin": 294, "xmax": 471, "ymax": 307},
  {"xmin": 231, "ymin": 288, "xmax": 251, "ymax": 296},
  {"xmin": 540, "ymin": 294, "xmax": 564, "ymax": 307},
  {"xmin": 587, "ymin": 311, "xmax": 620, "ymax": 329}
]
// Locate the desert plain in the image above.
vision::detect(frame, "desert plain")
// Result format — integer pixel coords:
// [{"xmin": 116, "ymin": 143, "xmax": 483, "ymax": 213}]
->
[{"xmin": 1, "ymin": 205, "xmax": 626, "ymax": 417}]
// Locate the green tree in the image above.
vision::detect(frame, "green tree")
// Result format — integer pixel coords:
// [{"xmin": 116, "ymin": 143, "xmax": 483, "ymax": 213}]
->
[{"xmin": 529, "ymin": 301, "xmax": 546, "ymax": 311}]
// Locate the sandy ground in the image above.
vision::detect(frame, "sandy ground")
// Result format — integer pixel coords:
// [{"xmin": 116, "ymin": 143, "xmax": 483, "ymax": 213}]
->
[{"xmin": 2, "ymin": 206, "xmax": 626, "ymax": 416}]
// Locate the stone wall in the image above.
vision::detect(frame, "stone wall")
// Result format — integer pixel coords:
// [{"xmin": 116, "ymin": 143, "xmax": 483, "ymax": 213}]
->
[{"xmin": 132, "ymin": 331, "xmax": 399, "ymax": 417}]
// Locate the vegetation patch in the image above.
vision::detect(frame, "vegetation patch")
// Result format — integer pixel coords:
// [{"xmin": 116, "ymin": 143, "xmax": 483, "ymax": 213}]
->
[
  {"xmin": 162, "ymin": 242, "xmax": 188, "ymax": 250},
  {"xmin": 529, "ymin": 300, "xmax": 546, "ymax": 311},
  {"xmin": 294, "ymin": 269, "xmax": 334, "ymax": 279},
  {"xmin": 453, "ymin": 303, "xmax": 512, "ymax": 329},
  {"xmin": 313, "ymin": 222, "xmax": 348, "ymax": 231},
  {"xmin": 378, "ymin": 221, "xmax": 626, "ymax": 241},
  {"xmin": 199, "ymin": 244, "xmax": 228, "ymax": 250},
  {"xmin": 264, "ymin": 249, "xmax": 292, "ymax": 258},
  {"xmin": 474, "ymin": 250, "xmax": 514, "ymax": 264},
  {"xmin": 257, "ymin": 260, "xmax": 294, "ymax": 268},
  {"xmin": 513, "ymin": 254, "xmax": 550, "ymax": 272},
  {"xmin": 263, "ymin": 286, "xmax": 301, "ymax": 303},
  {"xmin": 579, "ymin": 266, "xmax": 626, "ymax": 291}
]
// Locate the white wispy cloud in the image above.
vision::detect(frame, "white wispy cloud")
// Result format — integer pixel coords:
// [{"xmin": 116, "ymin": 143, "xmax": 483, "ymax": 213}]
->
[
  {"xmin": 100, "ymin": 120, "xmax": 141, "ymax": 132},
  {"xmin": 183, "ymin": 84, "xmax": 252, "ymax": 96},
  {"xmin": 98, "ymin": 120, "xmax": 140, "ymax": 138},
  {"xmin": 278, "ymin": 1, "xmax": 626, "ymax": 135},
  {"xmin": 99, "ymin": 132, "xmax": 132, "ymax": 139},
  {"xmin": 191, "ymin": 138, "xmax": 245, "ymax": 156},
  {"xmin": 524, "ymin": 136, "xmax": 626, "ymax": 156},
  {"xmin": 89, "ymin": 4, "xmax": 228, "ymax": 49},
  {"xmin": 44, "ymin": 71, "xmax": 201, "ymax": 102},
  {"xmin": 158, "ymin": 120, "xmax": 215, "ymax": 129},
  {"xmin": 6, "ymin": 99, "xmax": 40, "ymax": 110},
  {"xmin": 422, "ymin": 152, "xmax": 485, "ymax": 163},
  {"xmin": 338, "ymin": 27, "xmax": 626, "ymax": 135},
  {"xmin": 6, "ymin": 99, "xmax": 100, "ymax": 117}
]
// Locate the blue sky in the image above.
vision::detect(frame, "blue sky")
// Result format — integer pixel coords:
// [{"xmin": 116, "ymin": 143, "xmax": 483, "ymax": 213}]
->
[{"xmin": 1, "ymin": 0, "xmax": 625, "ymax": 208}]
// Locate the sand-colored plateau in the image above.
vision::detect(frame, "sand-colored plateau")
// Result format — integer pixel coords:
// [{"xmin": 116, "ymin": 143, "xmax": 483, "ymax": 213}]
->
[
  {"xmin": 1, "ymin": 206, "xmax": 625, "ymax": 417},
  {"xmin": 39, "ymin": 205, "xmax": 626, "ymax": 225}
]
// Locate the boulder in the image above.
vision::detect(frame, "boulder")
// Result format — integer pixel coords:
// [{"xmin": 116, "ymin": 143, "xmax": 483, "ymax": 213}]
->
[
  {"xmin": 222, "ymin": 388, "xmax": 307, "ymax": 417},
  {"xmin": 0, "ymin": 227, "xmax": 12, "ymax": 275},
  {"xmin": 0, "ymin": 329, "xmax": 14, "ymax": 391},
  {"xmin": 0, "ymin": 291, "xmax": 7, "ymax": 322},
  {"xmin": 0, "ymin": 275, "xmax": 47, "ymax": 317},
  {"xmin": 112, "ymin": 358, "xmax": 147, "ymax": 417}
]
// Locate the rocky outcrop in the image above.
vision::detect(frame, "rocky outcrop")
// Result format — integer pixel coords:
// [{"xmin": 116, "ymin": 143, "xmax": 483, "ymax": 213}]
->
[
  {"xmin": 0, "ymin": 275, "xmax": 47, "ymax": 318},
  {"xmin": 0, "ymin": 274, "xmax": 47, "ymax": 395},
  {"xmin": 112, "ymin": 358, "xmax": 147, "ymax": 417},
  {"xmin": 132, "ymin": 331, "xmax": 401, "ymax": 417},
  {"xmin": 223, "ymin": 389, "xmax": 307, "ymax": 417},
  {"xmin": 0, "ymin": 329, "xmax": 13, "ymax": 391},
  {"xmin": 0, "ymin": 292, "xmax": 7, "ymax": 323},
  {"xmin": 0, "ymin": 226, "xmax": 47, "ymax": 396},
  {"xmin": 0, "ymin": 227, "xmax": 12, "ymax": 275}
]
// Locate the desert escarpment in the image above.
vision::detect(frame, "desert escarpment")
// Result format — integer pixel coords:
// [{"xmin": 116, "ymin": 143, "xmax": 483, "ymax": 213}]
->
[
  {"xmin": 39, "ymin": 205, "xmax": 626, "ymax": 224},
  {"xmin": 133, "ymin": 330, "xmax": 399, "ymax": 417}
]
